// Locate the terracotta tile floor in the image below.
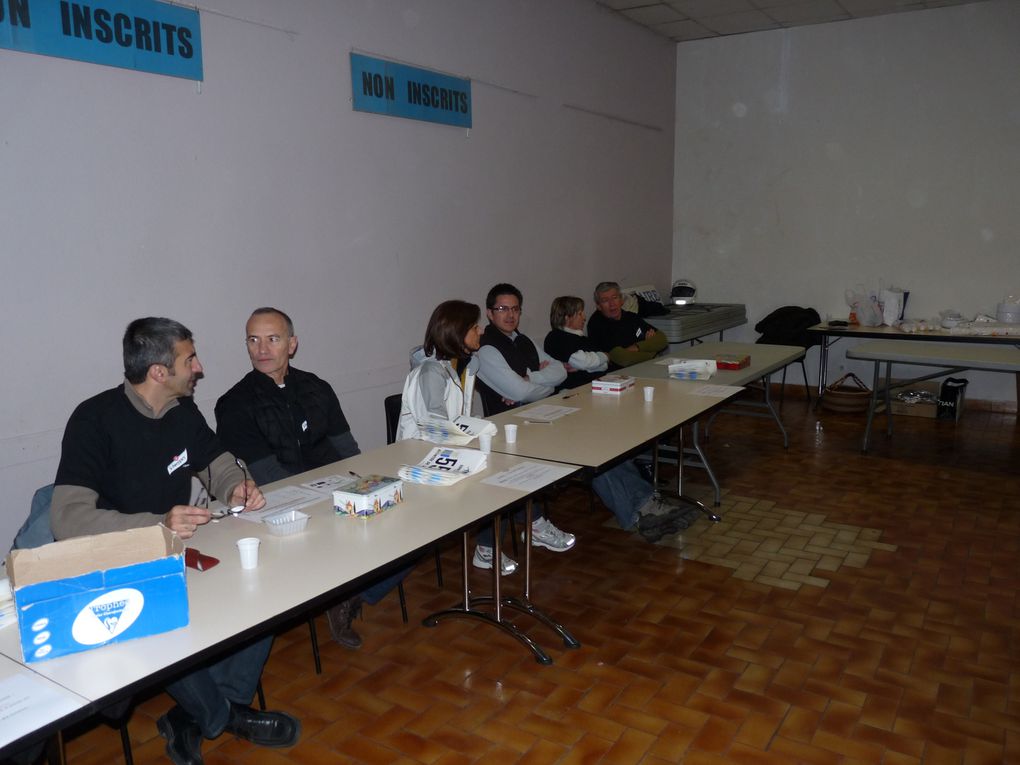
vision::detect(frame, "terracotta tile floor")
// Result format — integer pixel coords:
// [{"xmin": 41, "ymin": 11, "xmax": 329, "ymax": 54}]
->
[{"xmin": 54, "ymin": 399, "xmax": 1020, "ymax": 764}]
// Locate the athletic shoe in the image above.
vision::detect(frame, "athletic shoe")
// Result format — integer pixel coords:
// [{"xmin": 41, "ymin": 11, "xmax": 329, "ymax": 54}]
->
[
  {"xmin": 472, "ymin": 545, "xmax": 517, "ymax": 574},
  {"xmin": 527, "ymin": 517, "xmax": 576, "ymax": 552}
]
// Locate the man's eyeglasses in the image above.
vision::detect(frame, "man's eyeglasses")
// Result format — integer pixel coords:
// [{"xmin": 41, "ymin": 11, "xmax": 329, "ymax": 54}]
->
[{"xmin": 491, "ymin": 305, "xmax": 521, "ymax": 315}]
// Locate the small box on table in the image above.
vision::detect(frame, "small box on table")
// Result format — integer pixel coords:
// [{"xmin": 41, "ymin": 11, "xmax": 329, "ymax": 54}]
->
[
  {"xmin": 591, "ymin": 374, "xmax": 635, "ymax": 394},
  {"xmin": 715, "ymin": 354, "xmax": 750, "ymax": 370},
  {"xmin": 6, "ymin": 526, "xmax": 188, "ymax": 663},
  {"xmin": 333, "ymin": 475, "xmax": 404, "ymax": 517}
]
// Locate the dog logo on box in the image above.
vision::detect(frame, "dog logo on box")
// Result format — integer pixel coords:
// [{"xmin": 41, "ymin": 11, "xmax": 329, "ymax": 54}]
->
[{"xmin": 70, "ymin": 588, "xmax": 145, "ymax": 645}]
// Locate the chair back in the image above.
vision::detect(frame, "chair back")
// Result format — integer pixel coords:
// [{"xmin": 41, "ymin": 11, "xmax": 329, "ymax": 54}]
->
[
  {"xmin": 12, "ymin": 484, "xmax": 56, "ymax": 552},
  {"xmin": 384, "ymin": 394, "xmax": 402, "ymax": 445},
  {"xmin": 754, "ymin": 306, "xmax": 821, "ymax": 348}
]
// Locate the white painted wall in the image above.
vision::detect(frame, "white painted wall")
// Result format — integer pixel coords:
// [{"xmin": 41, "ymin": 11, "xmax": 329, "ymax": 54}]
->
[
  {"xmin": 673, "ymin": 0, "xmax": 1019, "ymax": 398},
  {"xmin": 0, "ymin": 0, "xmax": 676, "ymax": 550}
]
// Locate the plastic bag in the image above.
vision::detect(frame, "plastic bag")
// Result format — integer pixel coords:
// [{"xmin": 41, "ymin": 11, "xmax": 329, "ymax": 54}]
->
[
  {"xmin": 880, "ymin": 287, "xmax": 906, "ymax": 326},
  {"xmin": 845, "ymin": 287, "xmax": 883, "ymax": 326}
]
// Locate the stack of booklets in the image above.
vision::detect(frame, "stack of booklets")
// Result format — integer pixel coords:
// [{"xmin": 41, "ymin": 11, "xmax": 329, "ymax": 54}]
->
[
  {"xmin": 667, "ymin": 359, "xmax": 716, "ymax": 380},
  {"xmin": 398, "ymin": 447, "xmax": 488, "ymax": 486},
  {"xmin": 591, "ymin": 374, "xmax": 636, "ymax": 394},
  {"xmin": 418, "ymin": 414, "xmax": 497, "ymax": 445}
]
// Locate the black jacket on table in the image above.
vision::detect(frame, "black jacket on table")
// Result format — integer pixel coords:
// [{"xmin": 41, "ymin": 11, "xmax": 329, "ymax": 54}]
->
[{"xmin": 215, "ymin": 367, "xmax": 359, "ymax": 484}]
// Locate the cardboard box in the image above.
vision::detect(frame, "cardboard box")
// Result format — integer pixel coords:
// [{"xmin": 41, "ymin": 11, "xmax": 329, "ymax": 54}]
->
[
  {"xmin": 888, "ymin": 380, "xmax": 940, "ymax": 419},
  {"xmin": 333, "ymin": 475, "xmax": 404, "ymax": 517},
  {"xmin": 6, "ymin": 526, "xmax": 188, "ymax": 663}
]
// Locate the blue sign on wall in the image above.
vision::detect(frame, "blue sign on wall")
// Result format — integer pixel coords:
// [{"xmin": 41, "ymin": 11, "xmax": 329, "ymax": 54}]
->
[
  {"xmin": 351, "ymin": 53, "xmax": 471, "ymax": 129},
  {"xmin": 0, "ymin": 0, "xmax": 203, "ymax": 81}
]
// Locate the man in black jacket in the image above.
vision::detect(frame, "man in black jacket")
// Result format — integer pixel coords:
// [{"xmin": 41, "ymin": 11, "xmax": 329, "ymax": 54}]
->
[{"xmin": 216, "ymin": 307, "xmax": 404, "ymax": 650}]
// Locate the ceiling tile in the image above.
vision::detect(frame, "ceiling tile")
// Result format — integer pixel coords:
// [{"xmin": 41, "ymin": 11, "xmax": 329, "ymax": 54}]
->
[
  {"xmin": 668, "ymin": 0, "xmax": 756, "ymax": 17},
  {"xmin": 654, "ymin": 19, "xmax": 719, "ymax": 40},
  {"xmin": 766, "ymin": 0, "xmax": 851, "ymax": 24},
  {"xmin": 700, "ymin": 9, "xmax": 783, "ymax": 34},
  {"xmin": 621, "ymin": 4, "xmax": 687, "ymax": 25}
]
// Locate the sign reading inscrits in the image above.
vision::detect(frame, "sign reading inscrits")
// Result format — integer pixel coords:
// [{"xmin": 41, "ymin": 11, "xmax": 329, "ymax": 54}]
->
[
  {"xmin": 350, "ymin": 52, "xmax": 471, "ymax": 129},
  {"xmin": 0, "ymin": 0, "xmax": 203, "ymax": 80}
]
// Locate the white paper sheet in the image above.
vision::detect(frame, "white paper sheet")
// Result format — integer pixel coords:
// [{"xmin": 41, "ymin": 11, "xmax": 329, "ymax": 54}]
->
[
  {"xmin": 300, "ymin": 474, "xmax": 358, "ymax": 494},
  {"xmin": 481, "ymin": 461, "xmax": 577, "ymax": 492},
  {"xmin": 235, "ymin": 485, "xmax": 324, "ymax": 523},
  {"xmin": 511, "ymin": 404, "xmax": 579, "ymax": 422},
  {"xmin": 0, "ymin": 673, "xmax": 85, "ymax": 748}
]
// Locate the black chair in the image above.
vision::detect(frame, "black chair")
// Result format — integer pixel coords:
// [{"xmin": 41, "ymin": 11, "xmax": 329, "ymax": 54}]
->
[
  {"xmin": 385, "ymin": 393, "xmax": 445, "ymax": 587},
  {"xmin": 754, "ymin": 306, "xmax": 821, "ymax": 405}
]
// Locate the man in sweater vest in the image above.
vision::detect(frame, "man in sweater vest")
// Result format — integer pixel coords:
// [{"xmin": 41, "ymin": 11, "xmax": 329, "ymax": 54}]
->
[{"xmin": 475, "ymin": 283, "xmax": 575, "ymax": 560}]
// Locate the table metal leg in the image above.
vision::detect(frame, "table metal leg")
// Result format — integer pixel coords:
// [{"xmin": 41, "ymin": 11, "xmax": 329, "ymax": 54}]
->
[
  {"xmin": 654, "ymin": 427, "xmax": 721, "ymax": 522},
  {"xmin": 861, "ymin": 361, "xmax": 881, "ymax": 453},
  {"xmin": 422, "ymin": 501, "xmax": 578, "ymax": 664}
]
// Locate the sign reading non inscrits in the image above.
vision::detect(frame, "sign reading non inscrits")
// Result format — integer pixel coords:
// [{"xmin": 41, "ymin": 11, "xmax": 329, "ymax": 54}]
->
[
  {"xmin": 350, "ymin": 53, "xmax": 471, "ymax": 129},
  {"xmin": 0, "ymin": 0, "xmax": 203, "ymax": 81}
]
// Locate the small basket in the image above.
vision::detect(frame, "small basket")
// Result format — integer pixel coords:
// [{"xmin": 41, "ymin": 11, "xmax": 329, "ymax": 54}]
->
[
  {"xmin": 821, "ymin": 372, "xmax": 872, "ymax": 414},
  {"xmin": 264, "ymin": 509, "xmax": 310, "ymax": 536}
]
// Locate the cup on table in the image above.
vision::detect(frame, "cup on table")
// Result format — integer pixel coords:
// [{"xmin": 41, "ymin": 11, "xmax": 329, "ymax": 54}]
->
[
  {"xmin": 643, "ymin": 386, "xmax": 655, "ymax": 402},
  {"xmin": 236, "ymin": 537, "xmax": 260, "ymax": 569},
  {"xmin": 478, "ymin": 431, "xmax": 492, "ymax": 453},
  {"xmin": 504, "ymin": 423, "xmax": 518, "ymax": 443}
]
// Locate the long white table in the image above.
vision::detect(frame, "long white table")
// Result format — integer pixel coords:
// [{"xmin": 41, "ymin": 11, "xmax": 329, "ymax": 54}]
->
[
  {"xmin": 0, "ymin": 440, "xmax": 578, "ymax": 754},
  {"xmin": 620, "ymin": 342, "xmax": 804, "ymax": 504},
  {"xmin": 808, "ymin": 322, "xmax": 1020, "ymax": 405},
  {"xmin": 627, "ymin": 341, "xmax": 806, "ymax": 446},
  {"xmin": 486, "ymin": 378, "xmax": 740, "ymax": 522},
  {"xmin": 846, "ymin": 340, "xmax": 1020, "ymax": 451}
]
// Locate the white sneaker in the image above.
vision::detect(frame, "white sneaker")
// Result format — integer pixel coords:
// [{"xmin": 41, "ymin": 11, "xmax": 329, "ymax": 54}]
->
[
  {"xmin": 527, "ymin": 517, "xmax": 576, "ymax": 552},
  {"xmin": 472, "ymin": 545, "xmax": 517, "ymax": 575}
]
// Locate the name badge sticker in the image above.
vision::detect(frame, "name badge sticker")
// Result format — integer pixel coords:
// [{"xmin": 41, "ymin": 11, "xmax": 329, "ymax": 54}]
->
[{"xmin": 167, "ymin": 449, "xmax": 188, "ymax": 475}]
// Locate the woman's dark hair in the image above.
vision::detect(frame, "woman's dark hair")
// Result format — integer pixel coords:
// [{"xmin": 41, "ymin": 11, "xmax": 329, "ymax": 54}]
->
[
  {"xmin": 424, "ymin": 300, "xmax": 481, "ymax": 360},
  {"xmin": 550, "ymin": 296, "xmax": 585, "ymax": 330}
]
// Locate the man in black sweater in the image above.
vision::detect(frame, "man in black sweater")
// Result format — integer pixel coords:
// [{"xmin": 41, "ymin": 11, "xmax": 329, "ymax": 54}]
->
[
  {"xmin": 53, "ymin": 317, "xmax": 299, "ymax": 765},
  {"xmin": 216, "ymin": 307, "xmax": 405, "ymax": 651}
]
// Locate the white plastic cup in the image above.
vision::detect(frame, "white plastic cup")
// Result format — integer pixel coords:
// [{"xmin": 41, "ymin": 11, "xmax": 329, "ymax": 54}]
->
[
  {"xmin": 643, "ymin": 386, "xmax": 655, "ymax": 402},
  {"xmin": 237, "ymin": 537, "xmax": 260, "ymax": 569},
  {"xmin": 504, "ymin": 423, "xmax": 518, "ymax": 443},
  {"xmin": 478, "ymin": 432, "xmax": 492, "ymax": 453}
]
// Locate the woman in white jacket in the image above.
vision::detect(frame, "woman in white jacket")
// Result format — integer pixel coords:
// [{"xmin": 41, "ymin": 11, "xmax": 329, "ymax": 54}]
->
[
  {"xmin": 397, "ymin": 300, "xmax": 574, "ymax": 573},
  {"xmin": 397, "ymin": 300, "xmax": 482, "ymax": 441}
]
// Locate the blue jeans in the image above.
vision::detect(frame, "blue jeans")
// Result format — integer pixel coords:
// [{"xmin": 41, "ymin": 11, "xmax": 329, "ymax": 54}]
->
[
  {"xmin": 592, "ymin": 461, "xmax": 653, "ymax": 530},
  {"xmin": 360, "ymin": 564, "xmax": 413, "ymax": 606},
  {"xmin": 165, "ymin": 635, "xmax": 273, "ymax": 738}
]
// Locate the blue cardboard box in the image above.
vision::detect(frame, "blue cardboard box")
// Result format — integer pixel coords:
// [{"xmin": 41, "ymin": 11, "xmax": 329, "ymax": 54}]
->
[{"xmin": 6, "ymin": 526, "xmax": 188, "ymax": 663}]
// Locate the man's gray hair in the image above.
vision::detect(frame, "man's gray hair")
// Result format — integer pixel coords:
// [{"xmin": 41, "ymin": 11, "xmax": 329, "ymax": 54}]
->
[
  {"xmin": 123, "ymin": 317, "xmax": 193, "ymax": 384},
  {"xmin": 250, "ymin": 307, "xmax": 295, "ymax": 337},
  {"xmin": 593, "ymin": 281, "xmax": 621, "ymax": 303}
]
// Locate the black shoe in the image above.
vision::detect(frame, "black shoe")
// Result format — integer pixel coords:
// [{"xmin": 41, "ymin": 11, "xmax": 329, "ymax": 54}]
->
[
  {"xmin": 638, "ymin": 507, "xmax": 690, "ymax": 543},
  {"xmin": 326, "ymin": 597, "xmax": 363, "ymax": 650},
  {"xmin": 157, "ymin": 705, "xmax": 204, "ymax": 765},
  {"xmin": 224, "ymin": 703, "xmax": 301, "ymax": 748}
]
